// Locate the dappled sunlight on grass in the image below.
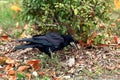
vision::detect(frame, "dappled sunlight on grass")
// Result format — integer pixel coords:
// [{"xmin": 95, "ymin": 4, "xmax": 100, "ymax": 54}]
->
[{"xmin": 0, "ymin": 0, "xmax": 24, "ymax": 38}]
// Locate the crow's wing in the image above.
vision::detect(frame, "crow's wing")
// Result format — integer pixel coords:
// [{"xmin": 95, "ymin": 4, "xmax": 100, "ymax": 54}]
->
[
  {"xmin": 43, "ymin": 32, "xmax": 64, "ymax": 47},
  {"xmin": 18, "ymin": 37, "xmax": 52, "ymax": 46},
  {"xmin": 15, "ymin": 43, "xmax": 43, "ymax": 50},
  {"xmin": 18, "ymin": 32, "xmax": 64, "ymax": 47},
  {"xmin": 27, "ymin": 32, "xmax": 64, "ymax": 47}
]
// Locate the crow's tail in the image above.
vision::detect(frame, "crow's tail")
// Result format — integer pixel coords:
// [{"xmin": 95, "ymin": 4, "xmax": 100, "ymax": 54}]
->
[{"xmin": 14, "ymin": 43, "xmax": 42, "ymax": 50}]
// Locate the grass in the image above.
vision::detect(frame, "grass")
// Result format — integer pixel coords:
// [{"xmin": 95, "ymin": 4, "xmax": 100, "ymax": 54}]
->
[
  {"xmin": 0, "ymin": 4, "xmax": 15, "ymax": 29},
  {"xmin": 0, "ymin": 0, "xmax": 23, "ymax": 37},
  {"xmin": 37, "ymin": 53, "xmax": 62, "ymax": 69}
]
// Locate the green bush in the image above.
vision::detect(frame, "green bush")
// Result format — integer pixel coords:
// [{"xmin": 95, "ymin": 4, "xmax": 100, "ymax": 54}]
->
[{"xmin": 21, "ymin": 0, "xmax": 113, "ymax": 43}]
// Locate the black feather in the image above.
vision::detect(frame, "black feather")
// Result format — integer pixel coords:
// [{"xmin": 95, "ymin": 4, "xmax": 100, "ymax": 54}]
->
[{"xmin": 15, "ymin": 32, "xmax": 75, "ymax": 57}]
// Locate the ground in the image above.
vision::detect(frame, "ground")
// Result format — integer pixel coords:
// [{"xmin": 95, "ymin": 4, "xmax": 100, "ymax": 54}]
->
[{"xmin": 0, "ymin": 40, "xmax": 120, "ymax": 80}]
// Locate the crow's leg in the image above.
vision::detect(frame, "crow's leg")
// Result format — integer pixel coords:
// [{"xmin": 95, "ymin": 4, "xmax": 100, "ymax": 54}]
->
[{"xmin": 49, "ymin": 48, "xmax": 53, "ymax": 59}]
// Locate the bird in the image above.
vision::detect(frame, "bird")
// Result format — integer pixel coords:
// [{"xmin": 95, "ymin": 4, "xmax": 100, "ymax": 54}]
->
[{"xmin": 15, "ymin": 32, "xmax": 77, "ymax": 57}]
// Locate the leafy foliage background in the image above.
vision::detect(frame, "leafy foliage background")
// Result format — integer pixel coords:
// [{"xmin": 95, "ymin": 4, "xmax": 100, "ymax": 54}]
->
[{"xmin": 21, "ymin": 0, "xmax": 113, "ymax": 44}]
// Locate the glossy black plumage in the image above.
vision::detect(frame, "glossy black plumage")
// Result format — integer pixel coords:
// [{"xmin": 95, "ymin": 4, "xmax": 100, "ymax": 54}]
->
[{"xmin": 15, "ymin": 32, "xmax": 76, "ymax": 57}]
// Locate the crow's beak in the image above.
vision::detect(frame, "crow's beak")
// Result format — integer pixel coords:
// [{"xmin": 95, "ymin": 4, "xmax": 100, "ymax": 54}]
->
[{"xmin": 70, "ymin": 42, "xmax": 77, "ymax": 49}]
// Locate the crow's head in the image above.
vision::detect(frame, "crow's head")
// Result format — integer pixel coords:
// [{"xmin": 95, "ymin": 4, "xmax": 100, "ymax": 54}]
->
[{"xmin": 62, "ymin": 34, "xmax": 77, "ymax": 49}]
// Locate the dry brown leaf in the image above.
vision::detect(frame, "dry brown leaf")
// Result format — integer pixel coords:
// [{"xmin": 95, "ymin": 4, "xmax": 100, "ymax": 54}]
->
[
  {"xmin": 9, "ymin": 76, "xmax": 16, "ymax": 80},
  {"xmin": 49, "ymin": 71, "xmax": 56, "ymax": 77},
  {"xmin": 90, "ymin": 32, "xmax": 97, "ymax": 39},
  {"xmin": 24, "ymin": 24, "xmax": 29, "ymax": 30},
  {"xmin": 38, "ymin": 72, "xmax": 46, "ymax": 76},
  {"xmin": 0, "ymin": 74, "xmax": 8, "ymax": 79},
  {"xmin": 68, "ymin": 68, "xmax": 75, "ymax": 74},
  {"xmin": 52, "ymin": 77, "xmax": 63, "ymax": 80},
  {"xmin": 116, "ymin": 63, "xmax": 120, "ymax": 68},
  {"xmin": 78, "ymin": 61, "xmax": 84, "ymax": 65},
  {"xmin": 87, "ymin": 32, "xmax": 97, "ymax": 45},
  {"xmin": 5, "ymin": 64, "xmax": 14, "ymax": 71},
  {"xmin": 115, "ymin": 44, "xmax": 120, "ymax": 48},
  {"xmin": 49, "ymin": 70, "xmax": 62, "ymax": 80},
  {"xmin": 111, "ymin": 23, "xmax": 116, "ymax": 27},
  {"xmin": 106, "ymin": 66, "xmax": 116, "ymax": 70},
  {"xmin": 99, "ymin": 23, "xmax": 105, "ymax": 29},
  {"xmin": 0, "ymin": 56, "xmax": 8, "ymax": 64},
  {"xmin": 20, "ymin": 32, "xmax": 27, "ymax": 38},
  {"xmin": 113, "ymin": 36, "xmax": 119, "ymax": 44},
  {"xmin": 27, "ymin": 60, "xmax": 41, "ymax": 70},
  {"xmin": 6, "ymin": 58, "xmax": 15, "ymax": 64},
  {"xmin": 17, "ymin": 65, "xmax": 30, "ymax": 72},
  {"xmin": 90, "ymin": 10, "xmax": 95, "ymax": 18},
  {"xmin": 97, "ymin": 44, "xmax": 107, "ymax": 47},
  {"xmin": 87, "ymin": 39, "xmax": 93, "ymax": 45},
  {"xmin": 26, "ymin": 73, "xmax": 31, "ymax": 80},
  {"xmin": 0, "ymin": 33, "xmax": 11, "ymax": 41},
  {"xmin": 7, "ymin": 70, "xmax": 15, "ymax": 75},
  {"xmin": 117, "ymin": 18, "xmax": 120, "ymax": 22},
  {"xmin": 78, "ymin": 40, "xmax": 88, "ymax": 47}
]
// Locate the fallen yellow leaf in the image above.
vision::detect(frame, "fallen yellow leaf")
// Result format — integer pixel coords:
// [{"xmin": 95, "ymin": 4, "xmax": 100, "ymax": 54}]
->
[
  {"xmin": 11, "ymin": 5, "xmax": 22, "ymax": 12},
  {"xmin": 114, "ymin": 0, "xmax": 120, "ymax": 10}
]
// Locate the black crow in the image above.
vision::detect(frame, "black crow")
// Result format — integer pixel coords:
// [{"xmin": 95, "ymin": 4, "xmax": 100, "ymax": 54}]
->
[{"xmin": 15, "ymin": 32, "xmax": 77, "ymax": 57}]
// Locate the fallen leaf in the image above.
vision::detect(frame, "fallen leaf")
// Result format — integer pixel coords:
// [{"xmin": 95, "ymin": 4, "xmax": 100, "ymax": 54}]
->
[
  {"xmin": 111, "ymin": 23, "xmax": 116, "ymax": 27},
  {"xmin": 87, "ymin": 39, "xmax": 93, "ymax": 45},
  {"xmin": 17, "ymin": 65, "xmax": 30, "ymax": 72},
  {"xmin": 87, "ymin": 32, "xmax": 97, "ymax": 45},
  {"xmin": 7, "ymin": 70, "xmax": 15, "ymax": 75},
  {"xmin": 5, "ymin": 64, "xmax": 14, "ymax": 71},
  {"xmin": 27, "ymin": 60, "xmax": 41, "ymax": 70},
  {"xmin": 68, "ymin": 68, "xmax": 75, "ymax": 74},
  {"xmin": 0, "ymin": 56, "xmax": 8, "ymax": 64},
  {"xmin": 116, "ymin": 44, "xmax": 120, "ymax": 48},
  {"xmin": 9, "ymin": 76, "xmax": 16, "ymax": 80},
  {"xmin": 0, "ymin": 33, "xmax": 11, "ymax": 41},
  {"xmin": 106, "ymin": 66, "xmax": 116, "ymax": 70},
  {"xmin": 114, "ymin": 0, "xmax": 120, "ymax": 10},
  {"xmin": 97, "ymin": 44, "xmax": 107, "ymax": 47},
  {"xmin": 90, "ymin": 10, "xmax": 95, "ymax": 18},
  {"xmin": 90, "ymin": 32, "xmax": 97, "ymax": 39},
  {"xmin": 0, "ymin": 74, "xmax": 8, "ymax": 79},
  {"xmin": 6, "ymin": 58, "xmax": 15, "ymax": 64},
  {"xmin": 117, "ymin": 18, "xmax": 120, "ymax": 22},
  {"xmin": 11, "ymin": 5, "xmax": 22, "ymax": 12},
  {"xmin": 38, "ymin": 72, "xmax": 46, "ymax": 76},
  {"xmin": 26, "ymin": 73, "xmax": 31, "ymax": 80},
  {"xmin": 99, "ymin": 23, "xmax": 105, "ymax": 29},
  {"xmin": 49, "ymin": 71, "xmax": 56, "ymax": 77},
  {"xmin": 116, "ymin": 63, "xmax": 120, "ymax": 68},
  {"xmin": 78, "ymin": 40, "xmax": 88, "ymax": 47},
  {"xmin": 20, "ymin": 32, "xmax": 27, "ymax": 38},
  {"xmin": 52, "ymin": 77, "xmax": 62, "ymax": 80},
  {"xmin": 113, "ymin": 36, "xmax": 119, "ymax": 44},
  {"xmin": 24, "ymin": 24, "xmax": 29, "ymax": 30},
  {"xmin": 49, "ymin": 71, "xmax": 63, "ymax": 80}
]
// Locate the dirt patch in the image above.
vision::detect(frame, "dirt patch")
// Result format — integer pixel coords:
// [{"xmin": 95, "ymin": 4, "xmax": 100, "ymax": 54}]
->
[{"xmin": 0, "ymin": 41, "xmax": 120, "ymax": 79}]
